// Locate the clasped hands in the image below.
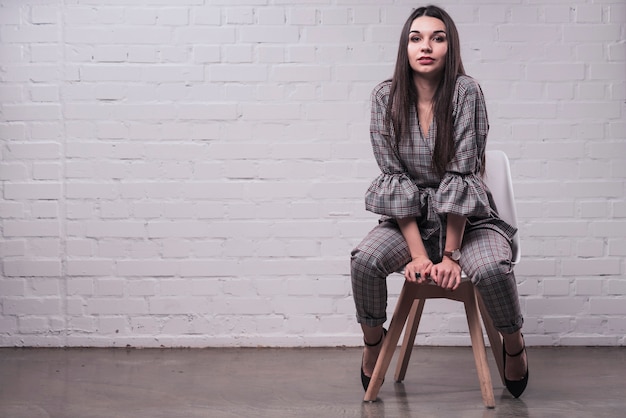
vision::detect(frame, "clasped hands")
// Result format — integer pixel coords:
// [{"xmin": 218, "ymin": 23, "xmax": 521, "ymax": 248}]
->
[{"xmin": 403, "ymin": 255, "xmax": 462, "ymax": 290}]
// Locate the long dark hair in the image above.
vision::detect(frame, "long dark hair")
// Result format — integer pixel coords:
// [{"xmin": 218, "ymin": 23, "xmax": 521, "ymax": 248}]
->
[{"xmin": 386, "ymin": 5, "xmax": 465, "ymax": 176}]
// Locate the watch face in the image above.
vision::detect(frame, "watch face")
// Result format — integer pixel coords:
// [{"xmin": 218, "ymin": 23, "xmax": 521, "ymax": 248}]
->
[{"xmin": 445, "ymin": 249, "xmax": 461, "ymax": 261}]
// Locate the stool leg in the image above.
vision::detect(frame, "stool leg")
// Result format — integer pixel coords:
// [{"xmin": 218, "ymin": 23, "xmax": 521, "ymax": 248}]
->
[
  {"xmin": 364, "ymin": 282, "xmax": 417, "ymax": 402},
  {"xmin": 394, "ymin": 297, "xmax": 425, "ymax": 382},
  {"xmin": 476, "ymin": 290, "xmax": 505, "ymax": 385},
  {"xmin": 464, "ymin": 287, "xmax": 496, "ymax": 408}
]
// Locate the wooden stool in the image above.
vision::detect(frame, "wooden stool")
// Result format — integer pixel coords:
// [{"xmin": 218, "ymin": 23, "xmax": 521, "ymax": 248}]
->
[{"xmin": 363, "ymin": 279, "xmax": 505, "ymax": 407}]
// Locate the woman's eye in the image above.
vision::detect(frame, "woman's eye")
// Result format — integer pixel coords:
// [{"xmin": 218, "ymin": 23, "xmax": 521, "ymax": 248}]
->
[{"xmin": 410, "ymin": 36, "xmax": 421, "ymax": 42}]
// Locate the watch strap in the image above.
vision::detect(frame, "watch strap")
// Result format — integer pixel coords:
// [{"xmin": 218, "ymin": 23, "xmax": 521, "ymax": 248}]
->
[{"xmin": 443, "ymin": 249, "xmax": 461, "ymax": 261}]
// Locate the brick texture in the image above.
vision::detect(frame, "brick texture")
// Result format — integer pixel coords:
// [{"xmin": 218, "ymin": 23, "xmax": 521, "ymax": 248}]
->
[{"xmin": 1, "ymin": 0, "xmax": 624, "ymax": 347}]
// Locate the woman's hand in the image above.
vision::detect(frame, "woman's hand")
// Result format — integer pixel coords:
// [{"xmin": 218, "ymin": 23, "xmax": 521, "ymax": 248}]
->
[
  {"xmin": 404, "ymin": 255, "xmax": 433, "ymax": 283},
  {"xmin": 431, "ymin": 257, "xmax": 462, "ymax": 290}
]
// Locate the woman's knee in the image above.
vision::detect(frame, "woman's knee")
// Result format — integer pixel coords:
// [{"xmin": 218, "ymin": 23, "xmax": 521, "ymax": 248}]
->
[
  {"xmin": 351, "ymin": 247, "xmax": 383, "ymax": 277},
  {"xmin": 471, "ymin": 257, "xmax": 512, "ymax": 286},
  {"xmin": 351, "ymin": 224, "xmax": 410, "ymax": 287}
]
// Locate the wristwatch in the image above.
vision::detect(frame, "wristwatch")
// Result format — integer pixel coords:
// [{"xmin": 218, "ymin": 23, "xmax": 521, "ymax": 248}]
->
[{"xmin": 443, "ymin": 249, "xmax": 461, "ymax": 262}]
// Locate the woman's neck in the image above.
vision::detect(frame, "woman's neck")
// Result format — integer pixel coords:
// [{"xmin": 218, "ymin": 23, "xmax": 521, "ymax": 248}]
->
[
  {"xmin": 413, "ymin": 74, "xmax": 440, "ymax": 137},
  {"xmin": 413, "ymin": 74, "xmax": 439, "ymax": 105}
]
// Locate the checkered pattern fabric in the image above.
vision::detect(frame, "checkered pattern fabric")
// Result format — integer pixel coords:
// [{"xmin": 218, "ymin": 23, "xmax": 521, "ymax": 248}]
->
[
  {"xmin": 351, "ymin": 220, "xmax": 523, "ymax": 333},
  {"xmin": 352, "ymin": 76, "xmax": 523, "ymax": 334}
]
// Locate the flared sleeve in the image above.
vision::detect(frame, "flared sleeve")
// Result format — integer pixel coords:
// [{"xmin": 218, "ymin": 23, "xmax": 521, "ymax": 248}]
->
[
  {"xmin": 364, "ymin": 81, "xmax": 425, "ymax": 218},
  {"xmin": 434, "ymin": 76, "xmax": 491, "ymax": 218}
]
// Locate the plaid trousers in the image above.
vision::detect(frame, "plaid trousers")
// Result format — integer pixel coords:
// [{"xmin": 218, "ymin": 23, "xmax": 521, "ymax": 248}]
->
[{"xmin": 351, "ymin": 219, "xmax": 523, "ymax": 335}]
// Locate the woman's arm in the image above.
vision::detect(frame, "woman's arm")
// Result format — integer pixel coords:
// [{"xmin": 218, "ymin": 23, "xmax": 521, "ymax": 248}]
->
[
  {"xmin": 431, "ymin": 77, "xmax": 490, "ymax": 290},
  {"xmin": 430, "ymin": 213, "xmax": 465, "ymax": 290},
  {"xmin": 365, "ymin": 82, "xmax": 424, "ymax": 219},
  {"xmin": 397, "ymin": 217, "xmax": 432, "ymax": 283},
  {"xmin": 444, "ymin": 213, "xmax": 466, "ymax": 257}
]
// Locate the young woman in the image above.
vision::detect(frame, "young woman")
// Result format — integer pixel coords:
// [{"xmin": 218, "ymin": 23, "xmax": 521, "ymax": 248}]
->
[{"xmin": 351, "ymin": 5, "xmax": 528, "ymax": 398}]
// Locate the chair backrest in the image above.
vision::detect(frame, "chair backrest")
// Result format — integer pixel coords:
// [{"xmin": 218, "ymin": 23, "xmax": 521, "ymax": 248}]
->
[{"xmin": 482, "ymin": 150, "xmax": 521, "ymax": 265}]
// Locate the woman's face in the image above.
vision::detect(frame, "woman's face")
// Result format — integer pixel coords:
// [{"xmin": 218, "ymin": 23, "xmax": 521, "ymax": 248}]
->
[{"xmin": 407, "ymin": 16, "xmax": 448, "ymax": 79}]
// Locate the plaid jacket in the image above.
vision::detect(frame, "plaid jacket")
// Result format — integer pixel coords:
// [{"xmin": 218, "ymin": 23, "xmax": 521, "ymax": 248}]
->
[{"xmin": 365, "ymin": 75, "xmax": 516, "ymax": 244}]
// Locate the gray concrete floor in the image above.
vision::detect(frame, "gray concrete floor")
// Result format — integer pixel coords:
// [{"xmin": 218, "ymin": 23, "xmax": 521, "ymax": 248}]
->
[{"xmin": 0, "ymin": 346, "xmax": 624, "ymax": 418}]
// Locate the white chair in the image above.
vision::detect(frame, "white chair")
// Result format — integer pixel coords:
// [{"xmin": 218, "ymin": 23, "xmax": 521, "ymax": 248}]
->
[{"xmin": 363, "ymin": 150, "xmax": 521, "ymax": 408}]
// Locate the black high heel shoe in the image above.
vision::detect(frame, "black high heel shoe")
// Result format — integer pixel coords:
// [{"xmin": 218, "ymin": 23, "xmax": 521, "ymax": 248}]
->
[
  {"xmin": 503, "ymin": 335, "xmax": 529, "ymax": 398},
  {"xmin": 361, "ymin": 328, "xmax": 387, "ymax": 391}
]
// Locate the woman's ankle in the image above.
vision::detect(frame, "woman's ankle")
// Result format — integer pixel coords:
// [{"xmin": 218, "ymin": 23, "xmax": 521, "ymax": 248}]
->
[
  {"xmin": 362, "ymin": 325, "xmax": 384, "ymax": 346},
  {"xmin": 502, "ymin": 331, "xmax": 524, "ymax": 355}
]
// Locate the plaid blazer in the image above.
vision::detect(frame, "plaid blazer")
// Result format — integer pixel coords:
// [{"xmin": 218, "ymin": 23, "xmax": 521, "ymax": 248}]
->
[{"xmin": 365, "ymin": 75, "xmax": 516, "ymax": 246}]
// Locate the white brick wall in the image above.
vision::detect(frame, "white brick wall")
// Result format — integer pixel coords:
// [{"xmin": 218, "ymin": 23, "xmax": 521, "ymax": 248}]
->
[{"xmin": 1, "ymin": 0, "xmax": 624, "ymax": 348}]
